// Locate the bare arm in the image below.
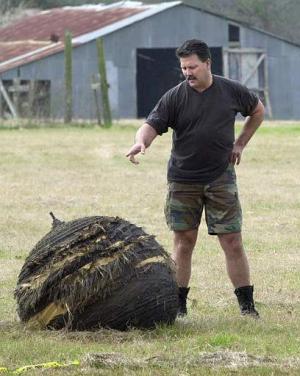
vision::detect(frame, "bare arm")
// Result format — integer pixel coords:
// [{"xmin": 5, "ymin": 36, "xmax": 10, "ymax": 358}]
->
[
  {"xmin": 126, "ymin": 123, "xmax": 158, "ymax": 164},
  {"xmin": 230, "ymin": 99, "xmax": 265, "ymax": 165}
]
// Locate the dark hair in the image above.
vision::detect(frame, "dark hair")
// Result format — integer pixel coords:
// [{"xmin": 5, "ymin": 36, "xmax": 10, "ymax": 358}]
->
[{"xmin": 176, "ymin": 39, "xmax": 211, "ymax": 62}]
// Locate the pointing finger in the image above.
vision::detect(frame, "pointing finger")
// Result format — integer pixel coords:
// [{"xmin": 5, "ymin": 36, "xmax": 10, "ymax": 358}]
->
[{"xmin": 129, "ymin": 154, "xmax": 139, "ymax": 164}]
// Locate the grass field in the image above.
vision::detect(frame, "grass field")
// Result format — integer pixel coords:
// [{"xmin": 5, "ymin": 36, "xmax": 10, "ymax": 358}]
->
[{"xmin": 0, "ymin": 121, "xmax": 299, "ymax": 375}]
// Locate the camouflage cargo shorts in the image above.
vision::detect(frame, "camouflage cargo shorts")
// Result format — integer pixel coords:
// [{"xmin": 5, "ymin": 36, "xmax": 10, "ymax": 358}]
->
[{"xmin": 164, "ymin": 164, "xmax": 242, "ymax": 235}]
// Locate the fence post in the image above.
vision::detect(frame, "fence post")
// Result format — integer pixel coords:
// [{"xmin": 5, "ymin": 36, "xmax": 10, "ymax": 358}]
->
[
  {"xmin": 96, "ymin": 37, "xmax": 112, "ymax": 127},
  {"xmin": 91, "ymin": 74, "xmax": 102, "ymax": 126},
  {"xmin": 64, "ymin": 31, "xmax": 73, "ymax": 124}
]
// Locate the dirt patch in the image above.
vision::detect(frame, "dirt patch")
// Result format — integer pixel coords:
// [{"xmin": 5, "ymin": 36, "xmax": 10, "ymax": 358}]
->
[
  {"xmin": 82, "ymin": 350, "xmax": 300, "ymax": 370},
  {"xmin": 82, "ymin": 352, "xmax": 147, "ymax": 369},
  {"xmin": 194, "ymin": 350, "xmax": 277, "ymax": 368}
]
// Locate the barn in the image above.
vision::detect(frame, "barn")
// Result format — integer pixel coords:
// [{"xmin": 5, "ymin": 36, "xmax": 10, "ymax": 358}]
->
[{"xmin": 0, "ymin": 1, "xmax": 300, "ymax": 120}]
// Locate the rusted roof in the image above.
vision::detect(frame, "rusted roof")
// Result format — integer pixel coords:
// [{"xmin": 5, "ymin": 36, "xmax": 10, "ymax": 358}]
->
[
  {"xmin": 0, "ymin": 41, "xmax": 50, "ymax": 62},
  {"xmin": 0, "ymin": 7, "xmax": 145, "ymax": 42},
  {"xmin": 0, "ymin": 2, "xmax": 181, "ymax": 73}
]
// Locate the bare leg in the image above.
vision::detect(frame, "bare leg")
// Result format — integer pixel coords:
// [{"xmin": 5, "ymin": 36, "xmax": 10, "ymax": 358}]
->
[
  {"xmin": 172, "ymin": 229, "xmax": 198, "ymax": 287},
  {"xmin": 218, "ymin": 232, "xmax": 250, "ymax": 288}
]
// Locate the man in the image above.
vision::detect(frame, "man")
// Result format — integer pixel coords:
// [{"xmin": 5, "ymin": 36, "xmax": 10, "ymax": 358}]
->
[{"xmin": 126, "ymin": 39, "xmax": 264, "ymax": 318}]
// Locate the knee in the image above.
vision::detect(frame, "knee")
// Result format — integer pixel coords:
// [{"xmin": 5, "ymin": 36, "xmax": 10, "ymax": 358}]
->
[
  {"xmin": 176, "ymin": 240, "xmax": 194, "ymax": 255},
  {"xmin": 219, "ymin": 233, "xmax": 244, "ymax": 256},
  {"xmin": 174, "ymin": 231, "xmax": 197, "ymax": 255}
]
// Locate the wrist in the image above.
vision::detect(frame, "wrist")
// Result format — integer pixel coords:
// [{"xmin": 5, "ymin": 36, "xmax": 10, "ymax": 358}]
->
[{"xmin": 234, "ymin": 139, "xmax": 246, "ymax": 148}]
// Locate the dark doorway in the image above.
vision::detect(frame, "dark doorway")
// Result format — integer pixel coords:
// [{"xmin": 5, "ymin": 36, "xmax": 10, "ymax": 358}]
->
[
  {"xmin": 210, "ymin": 47, "xmax": 223, "ymax": 77},
  {"xmin": 136, "ymin": 48, "xmax": 181, "ymax": 118},
  {"xmin": 136, "ymin": 47, "xmax": 223, "ymax": 118}
]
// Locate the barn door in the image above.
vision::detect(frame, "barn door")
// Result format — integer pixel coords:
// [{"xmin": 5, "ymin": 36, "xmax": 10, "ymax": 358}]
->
[
  {"xmin": 223, "ymin": 48, "xmax": 272, "ymax": 117},
  {"xmin": 136, "ymin": 47, "xmax": 223, "ymax": 118}
]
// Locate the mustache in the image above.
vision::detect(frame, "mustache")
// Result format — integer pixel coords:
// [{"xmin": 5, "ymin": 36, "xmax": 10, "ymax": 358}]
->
[{"xmin": 186, "ymin": 75, "xmax": 196, "ymax": 80}]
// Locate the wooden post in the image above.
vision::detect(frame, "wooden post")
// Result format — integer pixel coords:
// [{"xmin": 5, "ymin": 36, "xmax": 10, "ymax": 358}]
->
[
  {"xmin": 96, "ymin": 37, "xmax": 112, "ymax": 127},
  {"xmin": 264, "ymin": 54, "xmax": 273, "ymax": 118},
  {"xmin": 91, "ymin": 74, "xmax": 102, "ymax": 126},
  {"xmin": 12, "ymin": 78, "xmax": 21, "ymax": 116},
  {"xmin": 0, "ymin": 88, "xmax": 3, "ymax": 118},
  {"xmin": 64, "ymin": 31, "xmax": 73, "ymax": 124},
  {"xmin": 27, "ymin": 80, "xmax": 36, "ymax": 120}
]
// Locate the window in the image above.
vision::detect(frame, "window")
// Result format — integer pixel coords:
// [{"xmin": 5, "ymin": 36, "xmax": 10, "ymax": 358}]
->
[{"xmin": 228, "ymin": 24, "xmax": 240, "ymax": 43}]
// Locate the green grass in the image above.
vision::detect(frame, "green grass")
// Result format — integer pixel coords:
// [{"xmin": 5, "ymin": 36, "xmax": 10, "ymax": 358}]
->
[{"xmin": 0, "ymin": 121, "xmax": 299, "ymax": 375}]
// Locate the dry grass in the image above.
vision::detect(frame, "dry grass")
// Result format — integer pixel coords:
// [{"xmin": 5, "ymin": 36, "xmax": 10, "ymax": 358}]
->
[{"xmin": 0, "ymin": 121, "xmax": 299, "ymax": 375}]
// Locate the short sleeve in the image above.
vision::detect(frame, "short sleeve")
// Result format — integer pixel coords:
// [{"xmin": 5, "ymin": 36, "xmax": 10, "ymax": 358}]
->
[
  {"xmin": 146, "ymin": 91, "xmax": 175, "ymax": 135},
  {"xmin": 234, "ymin": 83, "xmax": 259, "ymax": 117}
]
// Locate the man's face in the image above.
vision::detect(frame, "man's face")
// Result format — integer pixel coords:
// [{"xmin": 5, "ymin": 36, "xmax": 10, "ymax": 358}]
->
[{"xmin": 180, "ymin": 54, "xmax": 211, "ymax": 91}]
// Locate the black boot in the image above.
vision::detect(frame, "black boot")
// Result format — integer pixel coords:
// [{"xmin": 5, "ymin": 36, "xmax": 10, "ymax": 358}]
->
[
  {"xmin": 234, "ymin": 285, "xmax": 259, "ymax": 318},
  {"xmin": 178, "ymin": 287, "xmax": 190, "ymax": 317}
]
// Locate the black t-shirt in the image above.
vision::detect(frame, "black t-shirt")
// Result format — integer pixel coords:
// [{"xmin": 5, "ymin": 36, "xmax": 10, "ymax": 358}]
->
[{"xmin": 146, "ymin": 75, "xmax": 259, "ymax": 184}]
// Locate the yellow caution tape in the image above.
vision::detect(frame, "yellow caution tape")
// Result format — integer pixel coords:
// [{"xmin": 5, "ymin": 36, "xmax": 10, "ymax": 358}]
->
[{"xmin": 0, "ymin": 360, "xmax": 79, "ymax": 375}]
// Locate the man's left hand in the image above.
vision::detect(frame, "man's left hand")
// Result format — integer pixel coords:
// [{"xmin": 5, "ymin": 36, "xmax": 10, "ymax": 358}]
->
[{"xmin": 230, "ymin": 143, "xmax": 244, "ymax": 165}]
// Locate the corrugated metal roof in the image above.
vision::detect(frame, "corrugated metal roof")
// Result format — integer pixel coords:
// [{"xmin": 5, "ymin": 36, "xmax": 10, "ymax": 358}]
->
[
  {"xmin": 72, "ymin": 1, "xmax": 181, "ymax": 44},
  {"xmin": 0, "ymin": 1, "xmax": 148, "ymax": 72},
  {"xmin": 0, "ymin": 41, "xmax": 50, "ymax": 62},
  {"xmin": 0, "ymin": 42, "xmax": 70, "ymax": 73},
  {"xmin": 0, "ymin": 6, "xmax": 145, "ymax": 42},
  {"xmin": 0, "ymin": 1, "xmax": 180, "ymax": 73}
]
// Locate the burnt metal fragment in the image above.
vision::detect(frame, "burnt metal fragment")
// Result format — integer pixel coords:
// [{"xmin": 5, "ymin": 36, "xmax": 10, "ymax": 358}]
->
[{"xmin": 15, "ymin": 215, "xmax": 178, "ymax": 330}]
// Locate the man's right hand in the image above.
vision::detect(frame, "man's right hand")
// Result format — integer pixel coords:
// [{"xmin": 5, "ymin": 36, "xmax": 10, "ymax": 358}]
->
[
  {"xmin": 125, "ymin": 123, "xmax": 158, "ymax": 164},
  {"xmin": 126, "ymin": 143, "xmax": 146, "ymax": 164}
]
